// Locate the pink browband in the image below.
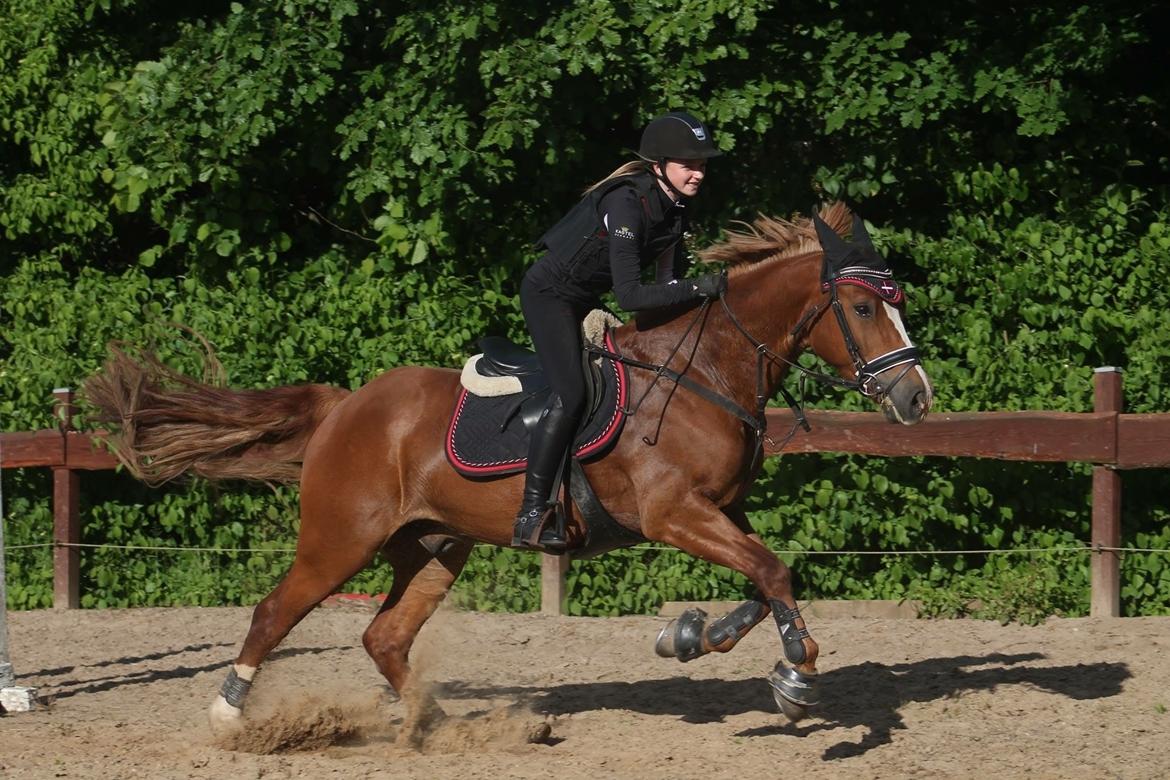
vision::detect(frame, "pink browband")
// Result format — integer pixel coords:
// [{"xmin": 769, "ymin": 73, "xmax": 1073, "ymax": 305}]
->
[{"xmin": 823, "ymin": 274, "xmax": 904, "ymax": 304}]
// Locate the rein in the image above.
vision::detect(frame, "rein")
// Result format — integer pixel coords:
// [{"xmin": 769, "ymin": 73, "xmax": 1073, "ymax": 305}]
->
[
  {"xmin": 585, "ymin": 300, "xmax": 765, "ymax": 439},
  {"xmin": 586, "ymin": 271, "xmax": 923, "ymax": 461},
  {"xmin": 721, "ymin": 279, "xmax": 921, "ymax": 403}
]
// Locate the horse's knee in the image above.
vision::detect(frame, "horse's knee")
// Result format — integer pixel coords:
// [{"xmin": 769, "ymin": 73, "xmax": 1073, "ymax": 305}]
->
[{"xmin": 758, "ymin": 556, "xmax": 793, "ymax": 598}]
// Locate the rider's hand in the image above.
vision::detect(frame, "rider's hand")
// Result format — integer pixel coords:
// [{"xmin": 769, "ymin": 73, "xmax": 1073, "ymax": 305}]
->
[{"xmin": 693, "ymin": 272, "xmax": 728, "ymax": 298}]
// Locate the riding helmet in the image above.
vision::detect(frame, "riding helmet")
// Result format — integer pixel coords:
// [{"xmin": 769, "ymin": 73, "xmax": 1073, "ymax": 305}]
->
[{"xmin": 637, "ymin": 111, "xmax": 722, "ymax": 160}]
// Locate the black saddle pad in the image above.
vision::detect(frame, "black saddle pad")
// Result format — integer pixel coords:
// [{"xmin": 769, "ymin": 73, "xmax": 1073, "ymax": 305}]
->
[{"xmin": 445, "ymin": 333, "xmax": 628, "ymax": 477}]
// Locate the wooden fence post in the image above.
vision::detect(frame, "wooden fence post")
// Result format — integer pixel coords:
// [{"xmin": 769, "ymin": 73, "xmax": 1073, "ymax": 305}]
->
[
  {"xmin": 540, "ymin": 553, "xmax": 569, "ymax": 615},
  {"xmin": 1091, "ymin": 367, "xmax": 1122, "ymax": 617},
  {"xmin": 52, "ymin": 389, "xmax": 80, "ymax": 610},
  {"xmin": 1, "ymin": 446, "xmax": 13, "ymax": 686}
]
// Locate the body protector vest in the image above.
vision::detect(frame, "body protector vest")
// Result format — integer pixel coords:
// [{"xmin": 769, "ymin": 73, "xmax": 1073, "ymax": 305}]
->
[{"xmin": 529, "ymin": 171, "xmax": 696, "ymax": 310}]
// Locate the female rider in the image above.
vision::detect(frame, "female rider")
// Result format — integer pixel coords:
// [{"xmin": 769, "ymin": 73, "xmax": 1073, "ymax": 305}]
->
[{"xmin": 513, "ymin": 111, "xmax": 727, "ymax": 552}]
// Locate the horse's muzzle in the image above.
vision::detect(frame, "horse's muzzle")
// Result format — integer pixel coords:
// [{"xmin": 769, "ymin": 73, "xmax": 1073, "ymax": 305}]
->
[{"xmin": 881, "ymin": 368, "xmax": 932, "ymax": 425}]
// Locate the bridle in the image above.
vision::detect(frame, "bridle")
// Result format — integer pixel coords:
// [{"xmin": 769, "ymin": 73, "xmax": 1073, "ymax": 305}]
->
[
  {"xmin": 586, "ymin": 269, "xmax": 923, "ymax": 464},
  {"xmin": 730, "ymin": 271, "xmax": 923, "ymax": 405}
]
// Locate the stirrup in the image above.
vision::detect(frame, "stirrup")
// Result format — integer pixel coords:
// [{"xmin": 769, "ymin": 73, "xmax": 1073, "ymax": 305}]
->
[{"xmin": 511, "ymin": 504, "xmax": 568, "ymax": 553}]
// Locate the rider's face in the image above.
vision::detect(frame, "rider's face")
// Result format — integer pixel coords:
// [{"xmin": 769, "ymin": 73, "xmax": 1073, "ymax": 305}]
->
[{"xmin": 658, "ymin": 158, "xmax": 707, "ymax": 198}]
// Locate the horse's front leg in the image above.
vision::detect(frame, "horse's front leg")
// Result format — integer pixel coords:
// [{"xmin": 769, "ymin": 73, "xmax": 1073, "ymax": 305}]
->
[
  {"xmin": 644, "ymin": 497, "xmax": 820, "ymax": 721},
  {"xmin": 654, "ymin": 505, "xmax": 773, "ymax": 659},
  {"xmin": 654, "ymin": 597, "xmax": 771, "ymax": 658}
]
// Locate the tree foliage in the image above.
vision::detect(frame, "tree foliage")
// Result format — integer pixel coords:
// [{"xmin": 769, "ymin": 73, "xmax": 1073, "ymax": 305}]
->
[{"xmin": 3, "ymin": 0, "xmax": 1168, "ymax": 616}]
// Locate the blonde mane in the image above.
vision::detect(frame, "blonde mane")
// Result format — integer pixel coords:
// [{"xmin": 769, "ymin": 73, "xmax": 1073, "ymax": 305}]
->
[{"xmin": 698, "ymin": 201, "xmax": 853, "ymax": 271}]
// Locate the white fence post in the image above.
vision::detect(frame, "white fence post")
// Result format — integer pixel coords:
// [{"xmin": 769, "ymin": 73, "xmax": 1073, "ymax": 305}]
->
[{"xmin": 540, "ymin": 553, "xmax": 569, "ymax": 615}]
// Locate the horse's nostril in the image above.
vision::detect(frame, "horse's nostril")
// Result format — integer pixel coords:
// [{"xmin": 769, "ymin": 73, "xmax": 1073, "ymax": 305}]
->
[{"xmin": 912, "ymin": 391, "xmax": 928, "ymax": 414}]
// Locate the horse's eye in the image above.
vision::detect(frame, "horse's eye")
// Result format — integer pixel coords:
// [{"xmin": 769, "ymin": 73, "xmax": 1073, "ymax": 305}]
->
[{"xmin": 853, "ymin": 303, "xmax": 873, "ymax": 318}]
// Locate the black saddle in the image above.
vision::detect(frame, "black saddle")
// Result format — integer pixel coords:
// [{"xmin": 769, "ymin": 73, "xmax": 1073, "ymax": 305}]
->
[
  {"xmin": 476, "ymin": 336, "xmax": 546, "ymax": 393},
  {"xmin": 477, "ymin": 336, "xmax": 613, "ymax": 431},
  {"xmin": 446, "ymin": 334, "xmax": 626, "ymax": 476},
  {"xmin": 445, "ymin": 332, "xmax": 645, "ymax": 557}
]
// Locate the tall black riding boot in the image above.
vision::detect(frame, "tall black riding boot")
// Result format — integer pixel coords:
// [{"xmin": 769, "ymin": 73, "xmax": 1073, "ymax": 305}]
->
[{"xmin": 512, "ymin": 394, "xmax": 578, "ymax": 552}]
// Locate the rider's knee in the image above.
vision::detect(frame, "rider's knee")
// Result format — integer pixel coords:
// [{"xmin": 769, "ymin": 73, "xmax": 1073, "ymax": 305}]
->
[{"xmin": 549, "ymin": 389, "xmax": 586, "ymax": 420}]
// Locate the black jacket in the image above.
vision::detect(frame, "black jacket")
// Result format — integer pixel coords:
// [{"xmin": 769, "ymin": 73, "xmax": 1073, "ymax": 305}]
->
[{"xmin": 526, "ymin": 171, "xmax": 700, "ymax": 310}]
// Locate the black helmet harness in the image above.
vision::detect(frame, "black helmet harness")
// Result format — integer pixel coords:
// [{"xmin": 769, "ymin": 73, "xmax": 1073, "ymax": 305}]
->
[
  {"xmin": 636, "ymin": 111, "xmax": 722, "ymax": 201},
  {"xmin": 645, "ymin": 156, "xmax": 689, "ymax": 201}
]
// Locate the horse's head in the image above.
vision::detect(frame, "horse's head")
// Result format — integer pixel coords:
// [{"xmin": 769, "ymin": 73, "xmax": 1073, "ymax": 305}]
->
[{"xmin": 798, "ymin": 212, "xmax": 933, "ymax": 424}]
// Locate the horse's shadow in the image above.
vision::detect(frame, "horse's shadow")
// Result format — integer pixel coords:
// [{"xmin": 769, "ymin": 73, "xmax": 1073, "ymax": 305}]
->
[
  {"xmin": 30, "ymin": 644, "xmax": 354, "ymax": 701},
  {"xmin": 440, "ymin": 652, "xmax": 1130, "ymax": 761}
]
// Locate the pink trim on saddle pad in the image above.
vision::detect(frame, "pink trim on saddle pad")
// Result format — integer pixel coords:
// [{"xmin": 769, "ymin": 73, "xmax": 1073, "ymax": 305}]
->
[{"xmin": 444, "ymin": 332, "xmax": 629, "ymax": 476}]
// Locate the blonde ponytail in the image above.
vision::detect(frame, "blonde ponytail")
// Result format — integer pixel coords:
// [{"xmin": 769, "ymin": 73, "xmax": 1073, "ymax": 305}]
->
[{"xmin": 582, "ymin": 160, "xmax": 648, "ymax": 195}]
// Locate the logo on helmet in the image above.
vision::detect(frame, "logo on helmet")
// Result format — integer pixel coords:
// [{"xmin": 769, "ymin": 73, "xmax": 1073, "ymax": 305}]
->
[{"xmin": 691, "ymin": 126, "xmax": 706, "ymax": 141}]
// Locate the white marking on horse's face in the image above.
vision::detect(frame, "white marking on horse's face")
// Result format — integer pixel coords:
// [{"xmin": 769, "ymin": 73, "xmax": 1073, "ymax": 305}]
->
[
  {"xmin": 881, "ymin": 301, "xmax": 932, "ymax": 422},
  {"xmin": 881, "ymin": 301, "xmax": 912, "ymax": 348}
]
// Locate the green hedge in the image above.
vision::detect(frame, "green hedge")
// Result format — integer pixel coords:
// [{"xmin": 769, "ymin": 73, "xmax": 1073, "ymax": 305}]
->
[{"xmin": 3, "ymin": 1, "xmax": 1169, "ymax": 619}]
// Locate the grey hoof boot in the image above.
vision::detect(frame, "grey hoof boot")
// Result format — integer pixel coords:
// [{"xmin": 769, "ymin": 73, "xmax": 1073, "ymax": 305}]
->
[{"xmin": 654, "ymin": 607, "xmax": 708, "ymax": 662}]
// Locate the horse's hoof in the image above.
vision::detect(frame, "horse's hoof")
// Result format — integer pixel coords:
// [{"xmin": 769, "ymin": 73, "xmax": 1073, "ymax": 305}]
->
[
  {"xmin": 773, "ymin": 691, "xmax": 809, "ymax": 722},
  {"xmin": 654, "ymin": 608, "xmax": 707, "ymax": 662},
  {"xmin": 208, "ymin": 695, "xmax": 244, "ymax": 736},
  {"xmin": 768, "ymin": 662, "xmax": 819, "ymax": 723},
  {"xmin": 654, "ymin": 619, "xmax": 679, "ymax": 657}
]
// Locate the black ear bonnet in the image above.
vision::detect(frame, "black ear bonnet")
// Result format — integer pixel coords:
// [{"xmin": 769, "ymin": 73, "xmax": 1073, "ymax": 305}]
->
[{"xmin": 812, "ymin": 212, "xmax": 903, "ymax": 304}]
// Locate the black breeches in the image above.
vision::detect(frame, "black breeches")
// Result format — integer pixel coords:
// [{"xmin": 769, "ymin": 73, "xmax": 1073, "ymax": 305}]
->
[{"xmin": 520, "ymin": 276, "xmax": 589, "ymax": 419}]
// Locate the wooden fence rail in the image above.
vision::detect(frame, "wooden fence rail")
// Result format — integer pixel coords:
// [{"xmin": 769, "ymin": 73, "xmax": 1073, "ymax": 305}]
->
[
  {"xmin": 540, "ymin": 367, "xmax": 1170, "ymax": 616},
  {"xmin": 3, "ymin": 370, "xmax": 1169, "ymax": 614}
]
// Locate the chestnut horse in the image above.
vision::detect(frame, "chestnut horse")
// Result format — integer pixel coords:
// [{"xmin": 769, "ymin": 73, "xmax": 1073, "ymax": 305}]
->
[{"xmin": 84, "ymin": 203, "xmax": 932, "ymax": 733}]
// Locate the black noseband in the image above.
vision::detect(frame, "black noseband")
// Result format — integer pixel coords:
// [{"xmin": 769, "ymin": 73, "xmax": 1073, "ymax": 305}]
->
[{"xmin": 824, "ymin": 280, "xmax": 922, "ymax": 402}]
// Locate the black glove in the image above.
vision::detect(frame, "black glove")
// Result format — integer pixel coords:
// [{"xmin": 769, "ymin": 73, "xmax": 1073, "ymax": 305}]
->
[{"xmin": 692, "ymin": 271, "xmax": 728, "ymax": 298}]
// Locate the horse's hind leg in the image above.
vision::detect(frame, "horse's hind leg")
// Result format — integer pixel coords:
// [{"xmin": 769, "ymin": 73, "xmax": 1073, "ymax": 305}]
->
[
  {"xmin": 208, "ymin": 533, "xmax": 384, "ymax": 733},
  {"xmin": 362, "ymin": 531, "xmax": 473, "ymax": 705}
]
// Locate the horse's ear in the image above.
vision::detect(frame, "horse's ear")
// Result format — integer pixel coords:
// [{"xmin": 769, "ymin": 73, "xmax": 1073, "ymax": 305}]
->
[
  {"xmin": 851, "ymin": 213, "xmax": 875, "ymax": 249},
  {"xmin": 812, "ymin": 211, "xmax": 850, "ymax": 259}
]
